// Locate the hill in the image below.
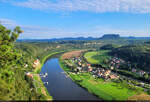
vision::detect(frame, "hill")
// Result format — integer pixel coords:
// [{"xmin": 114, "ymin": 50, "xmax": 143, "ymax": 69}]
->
[
  {"xmin": 111, "ymin": 44, "xmax": 150, "ymax": 71},
  {"xmin": 100, "ymin": 34, "xmax": 120, "ymax": 39}
]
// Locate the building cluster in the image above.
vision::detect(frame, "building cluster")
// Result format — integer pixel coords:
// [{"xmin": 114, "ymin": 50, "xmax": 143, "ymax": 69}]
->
[
  {"xmin": 91, "ymin": 68, "xmax": 119, "ymax": 80},
  {"xmin": 69, "ymin": 57, "xmax": 119, "ymax": 80},
  {"xmin": 33, "ymin": 59, "xmax": 40, "ymax": 69},
  {"xmin": 25, "ymin": 72, "xmax": 33, "ymax": 79},
  {"xmin": 110, "ymin": 57, "xmax": 147, "ymax": 77},
  {"xmin": 132, "ymin": 68, "xmax": 146, "ymax": 77},
  {"xmin": 109, "ymin": 57, "xmax": 125, "ymax": 70},
  {"xmin": 24, "ymin": 64, "xmax": 28, "ymax": 68}
]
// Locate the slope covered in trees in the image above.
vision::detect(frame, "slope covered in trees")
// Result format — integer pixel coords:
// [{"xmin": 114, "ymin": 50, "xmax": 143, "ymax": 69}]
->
[
  {"xmin": 0, "ymin": 25, "xmax": 44, "ymax": 100},
  {"xmin": 111, "ymin": 44, "xmax": 150, "ymax": 71}
]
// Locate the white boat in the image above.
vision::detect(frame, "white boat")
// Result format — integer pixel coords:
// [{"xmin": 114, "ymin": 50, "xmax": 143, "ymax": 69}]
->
[{"xmin": 44, "ymin": 82, "xmax": 48, "ymax": 85}]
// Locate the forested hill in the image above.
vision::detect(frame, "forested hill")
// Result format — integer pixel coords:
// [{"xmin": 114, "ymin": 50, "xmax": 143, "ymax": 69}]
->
[
  {"xmin": 111, "ymin": 44, "xmax": 150, "ymax": 71},
  {"xmin": 0, "ymin": 25, "xmax": 45, "ymax": 100}
]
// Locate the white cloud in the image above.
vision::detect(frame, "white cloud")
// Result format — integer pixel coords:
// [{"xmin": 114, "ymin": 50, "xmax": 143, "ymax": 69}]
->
[
  {"xmin": 0, "ymin": 18, "xmax": 17, "ymax": 27},
  {"xmin": 0, "ymin": 18, "xmax": 81, "ymax": 39},
  {"xmin": 1, "ymin": 18, "xmax": 150, "ymax": 39},
  {"xmin": 2, "ymin": 0, "xmax": 150, "ymax": 13}
]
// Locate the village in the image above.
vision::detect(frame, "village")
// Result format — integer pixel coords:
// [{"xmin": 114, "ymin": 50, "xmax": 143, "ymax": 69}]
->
[
  {"xmin": 64, "ymin": 55, "xmax": 150, "ymax": 91},
  {"xmin": 66, "ymin": 57, "xmax": 119, "ymax": 80},
  {"xmin": 65, "ymin": 56, "xmax": 148, "ymax": 81},
  {"xmin": 108, "ymin": 56, "xmax": 147, "ymax": 77}
]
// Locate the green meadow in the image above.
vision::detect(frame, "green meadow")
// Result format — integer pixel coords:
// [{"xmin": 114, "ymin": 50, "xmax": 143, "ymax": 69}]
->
[
  {"xmin": 70, "ymin": 73, "xmax": 141, "ymax": 100},
  {"xmin": 84, "ymin": 50, "xmax": 111, "ymax": 67}
]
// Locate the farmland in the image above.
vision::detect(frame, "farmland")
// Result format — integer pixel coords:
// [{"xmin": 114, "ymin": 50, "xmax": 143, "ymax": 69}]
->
[{"xmin": 62, "ymin": 50, "xmax": 85, "ymax": 60}]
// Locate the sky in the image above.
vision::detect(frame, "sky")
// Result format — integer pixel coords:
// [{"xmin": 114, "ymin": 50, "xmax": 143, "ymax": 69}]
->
[{"xmin": 0, "ymin": 0, "xmax": 150, "ymax": 39}]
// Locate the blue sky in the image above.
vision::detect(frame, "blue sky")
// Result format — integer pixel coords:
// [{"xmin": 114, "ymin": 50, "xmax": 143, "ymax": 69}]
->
[{"xmin": 0, "ymin": 0, "xmax": 150, "ymax": 39}]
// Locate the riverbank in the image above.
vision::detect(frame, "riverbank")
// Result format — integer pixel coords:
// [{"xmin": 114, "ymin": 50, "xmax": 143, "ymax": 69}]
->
[
  {"xmin": 32, "ymin": 51, "xmax": 66, "ymax": 100},
  {"xmin": 59, "ymin": 52, "xmax": 145, "ymax": 101}
]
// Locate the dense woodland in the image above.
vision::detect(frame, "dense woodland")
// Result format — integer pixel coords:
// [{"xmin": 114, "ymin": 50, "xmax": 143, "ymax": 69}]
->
[{"xmin": 111, "ymin": 44, "xmax": 150, "ymax": 71}]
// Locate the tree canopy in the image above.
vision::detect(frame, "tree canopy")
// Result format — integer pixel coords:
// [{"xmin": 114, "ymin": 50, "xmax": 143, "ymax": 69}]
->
[{"xmin": 0, "ymin": 24, "xmax": 40, "ymax": 100}]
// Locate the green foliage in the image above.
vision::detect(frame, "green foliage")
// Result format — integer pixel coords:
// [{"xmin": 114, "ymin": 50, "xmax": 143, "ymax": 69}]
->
[
  {"xmin": 111, "ymin": 44, "xmax": 150, "ymax": 71},
  {"xmin": 100, "ymin": 44, "xmax": 118, "ymax": 50},
  {"xmin": 0, "ymin": 24, "xmax": 40, "ymax": 100},
  {"xmin": 144, "ymin": 73, "xmax": 149, "ymax": 79},
  {"xmin": 84, "ymin": 50, "xmax": 111, "ymax": 67}
]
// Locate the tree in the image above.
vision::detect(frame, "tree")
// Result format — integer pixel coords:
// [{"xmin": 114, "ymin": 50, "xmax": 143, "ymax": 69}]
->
[
  {"xmin": 0, "ymin": 24, "xmax": 41, "ymax": 100},
  {"xmin": 144, "ymin": 73, "xmax": 149, "ymax": 79},
  {"xmin": 0, "ymin": 25, "xmax": 22, "ymax": 69},
  {"xmin": 0, "ymin": 24, "xmax": 23, "ymax": 83}
]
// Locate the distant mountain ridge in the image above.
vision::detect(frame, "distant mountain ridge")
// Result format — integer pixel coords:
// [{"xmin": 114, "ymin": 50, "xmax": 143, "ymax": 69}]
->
[
  {"xmin": 17, "ymin": 34, "xmax": 150, "ymax": 42},
  {"xmin": 17, "ymin": 37, "xmax": 98, "ymax": 42}
]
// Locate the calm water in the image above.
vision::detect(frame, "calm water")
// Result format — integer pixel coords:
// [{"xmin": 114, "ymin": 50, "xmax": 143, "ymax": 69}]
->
[{"xmin": 40, "ymin": 55, "xmax": 100, "ymax": 101}]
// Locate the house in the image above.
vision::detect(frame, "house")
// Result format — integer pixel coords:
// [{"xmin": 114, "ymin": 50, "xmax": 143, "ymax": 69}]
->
[
  {"xmin": 87, "ymin": 64, "xmax": 91, "ymax": 66},
  {"xmin": 24, "ymin": 64, "xmax": 28, "ymax": 68},
  {"xmin": 109, "ymin": 74, "xmax": 118, "ymax": 79},
  {"xmin": 82, "ymin": 64, "xmax": 86, "ymax": 67},
  {"xmin": 88, "ymin": 65, "xmax": 92, "ymax": 69},
  {"xmin": 138, "ymin": 70, "xmax": 145, "ymax": 76},
  {"xmin": 33, "ymin": 64, "xmax": 36, "ymax": 68},
  {"xmin": 105, "ymin": 70, "xmax": 111, "ymax": 76},
  {"xmin": 33, "ymin": 59, "xmax": 39, "ymax": 68},
  {"xmin": 98, "ymin": 71, "xmax": 103, "ymax": 77},
  {"xmin": 132, "ymin": 68, "xmax": 137, "ymax": 73},
  {"xmin": 34, "ymin": 59, "xmax": 39, "ymax": 65},
  {"xmin": 110, "ymin": 66, "xmax": 114, "ymax": 70},
  {"xmin": 116, "ymin": 60, "xmax": 120, "ymax": 64},
  {"xmin": 78, "ymin": 62, "xmax": 82, "ymax": 66},
  {"xmin": 25, "ymin": 72, "xmax": 33, "ymax": 79},
  {"xmin": 76, "ymin": 67, "xmax": 82, "ymax": 72},
  {"xmin": 88, "ymin": 68, "xmax": 93, "ymax": 72}
]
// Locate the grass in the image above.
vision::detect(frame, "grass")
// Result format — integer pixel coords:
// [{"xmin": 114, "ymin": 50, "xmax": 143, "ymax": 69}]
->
[
  {"xmin": 33, "ymin": 75, "xmax": 52, "ymax": 100},
  {"xmin": 59, "ymin": 58, "xmax": 144, "ymax": 101},
  {"xmin": 84, "ymin": 51, "xmax": 100, "ymax": 64},
  {"xmin": 84, "ymin": 50, "xmax": 111, "ymax": 67},
  {"xmin": 71, "ymin": 73, "xmax": 138, "ymax": 100}
]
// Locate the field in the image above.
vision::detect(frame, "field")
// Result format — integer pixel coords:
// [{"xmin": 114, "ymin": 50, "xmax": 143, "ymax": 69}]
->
[
  {"xmin": 128, "ymin": 94, "xmax": 150, "ymax": 101},
  {"xmin": 84, "ymin": 50, "xmax": 111, "ymax": 66},
  {"xmin": 59, "ymin": 58, "xmax": 144, "ymax": 101},
  {"xmin": 62, "ymin": 50, "xmax": 85, "ymax": 60}
]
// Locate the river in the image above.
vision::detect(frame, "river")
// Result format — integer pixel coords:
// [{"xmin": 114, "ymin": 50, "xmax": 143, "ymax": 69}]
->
[{"xmin": 40, "ymin": 54, "xmax": 100, "ymax": 101}]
